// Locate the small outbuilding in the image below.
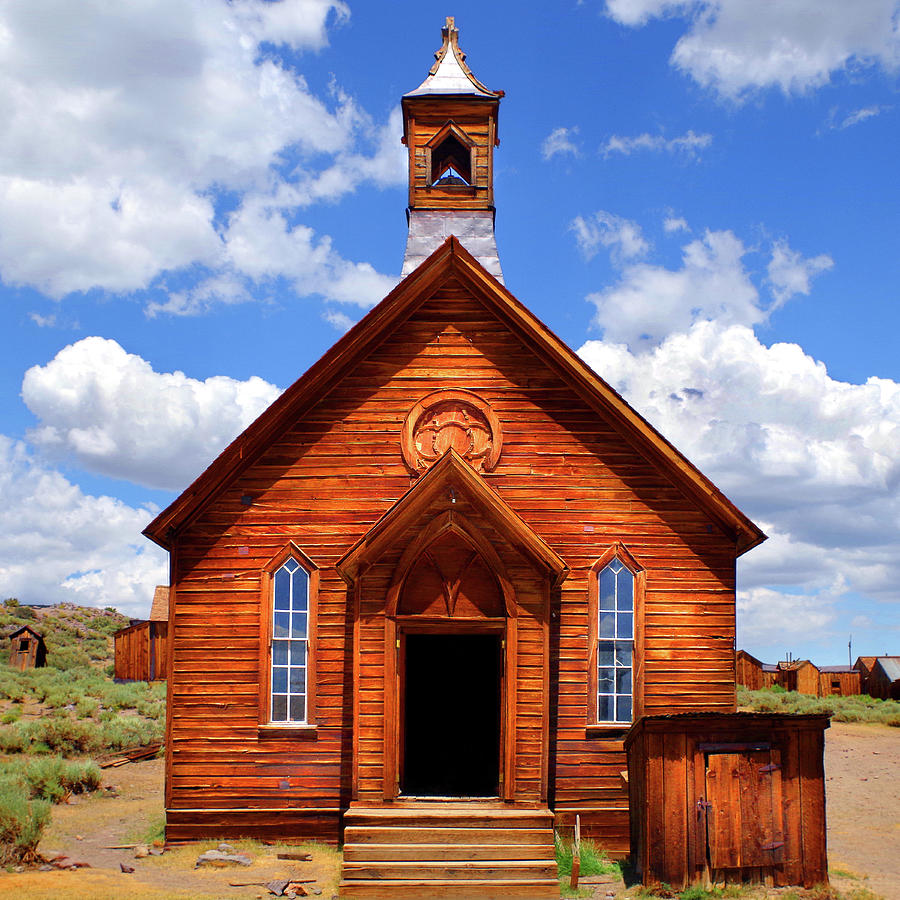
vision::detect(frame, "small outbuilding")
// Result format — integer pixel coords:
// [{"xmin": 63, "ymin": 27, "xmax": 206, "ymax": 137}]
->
[
  {"xmin": 735, "ymin": 650, "xmax": 778, "ymax": 690},
  {"xmin": 113, "ymin": 586, "xmax": 169, "ymax": 682},
  {"xmin": 625, "ymin": 712, "xmax": 829, "ymax": 889},
  {"xmin": 866, "ymin": 657, "xmax": 900, "ymax": 700},
  {"xmin": 816, "ymin": 665, "xmax": 861, "ymax": 697},
  {"xmin": 7, "ymin": 625, "xmax": 46, "ymax": 670}
]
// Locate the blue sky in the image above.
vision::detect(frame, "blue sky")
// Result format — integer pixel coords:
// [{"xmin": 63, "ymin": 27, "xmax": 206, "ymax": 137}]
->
[{"xmin": 1, "ymin": 0, "xmax": 898, "ymax": 665}]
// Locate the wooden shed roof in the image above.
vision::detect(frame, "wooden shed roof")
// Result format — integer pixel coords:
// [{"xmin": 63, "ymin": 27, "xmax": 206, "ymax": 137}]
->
[
  {"xmin": 149, "ymin": 585, "xmax": 169, "ymax": 622},
  {"xmin": 143, "ymin": 237, "xmax": 765, "ymax": 556},
  {"xmin": 7, "ymin": 624, "xmax": 43, "ymax": 641}
]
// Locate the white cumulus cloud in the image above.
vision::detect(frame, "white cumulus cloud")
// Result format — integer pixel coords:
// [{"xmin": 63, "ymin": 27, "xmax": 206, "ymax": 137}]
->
[
  {"xmin": 602, "ymin": 130, "xmax": 712, "ymax": 157},
  {"xmin": 0, "ymin": 0, "xmax": 404, "ymax": 307},
  {"xmin": 542, "ymin": 126, "xmax": 582, "ymax": 160},
  {"xmin": 571, "ymin": 211, "xmax": 649, "ymax": 263},
  {"xmin": 0, "ymin": 436, "xmax": 166, "ymax": 617},
  {"xmin": 603, "ymin": 0, "xmax": 900, "ymax": 99},
  {"xmin": 22, "ymin": 337, "xmax": 282, "ymax": 490},
  {"xmin": 584, "ymin": 225, "xmax": 833, "ymax": 350}
]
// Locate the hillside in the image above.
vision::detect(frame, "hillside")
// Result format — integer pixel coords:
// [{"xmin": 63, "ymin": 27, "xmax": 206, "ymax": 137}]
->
[{"xmin": 1, "ymin": 598, "xmax": 129, "ymax": 670}]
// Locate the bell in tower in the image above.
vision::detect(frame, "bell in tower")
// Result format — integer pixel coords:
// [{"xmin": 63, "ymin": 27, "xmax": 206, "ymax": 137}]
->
[{"xmin": 401, "ymin": 17, "xmax": 504, "ymax": 282}]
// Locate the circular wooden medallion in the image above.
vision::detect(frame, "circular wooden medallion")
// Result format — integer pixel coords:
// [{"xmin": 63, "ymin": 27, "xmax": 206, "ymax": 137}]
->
[{"xmin": 401, "ymin": 390, "xmax": 502, "ymax": 474}]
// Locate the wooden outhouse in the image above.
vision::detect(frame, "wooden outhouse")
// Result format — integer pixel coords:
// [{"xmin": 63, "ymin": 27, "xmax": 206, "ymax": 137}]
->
[
  {"xmin": 113, "ymin": 586, "xmax": 169, "ymax": 682},
  {"xmin": 143, "ymin": 19, "xmax": 770, "ymax": 898},
  {"xmin": 626, "ymin": 713, "xmax": 829, "ymax": 889},
  {"xmin": 7, "ymin": 625, "xmax": 46, "ymax": 671}
]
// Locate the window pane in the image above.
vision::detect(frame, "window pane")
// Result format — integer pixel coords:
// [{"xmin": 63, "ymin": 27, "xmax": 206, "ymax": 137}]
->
[
  {"xmin": 618, "ymin": 612, "xmax": 633, "ymax": 640},
  {"xmin": 616, "ymin": 568, "xmax": 634, "ymax": 611},
  {"xmin": 274, "ymin": 611, "xmax": 290, "ymax": 638},
  {"xmin": 291, "ymin": 642, "xmax": 307, "ymax": 668},
  {"xmin": 273, "ymin": 667, "xmax": 288, "ymax": 693},
  {"xmin": 616, "ymin": 695, "xmax": 632, "ymax": 722},
  {"xmin": 599, "ymin": 610, "xmax": 615, "ymax": 638},
  {"xmin": 289, "ymin": 694, "xmax": 306, "ymax": 722},
  {"xmin": 599, "ymin": 567, "xmax": 616, "ymax": 610},
  {"xmin": 615, "ymin": 642, "xmax": 632, "ymax": 667},
  {"xmin": 598, "ymin": 667, "xmax": 614, "ymax": 691},
  {"xmin": 597, "ymin": 641, "xmax": 614, "ymax": 667},
  {"xmin": 272, "ymin": 695, "xmax": 287, "ymax": 721},
  {"xmin": 274, "ymin": 569, "xmax": 291, "ymax": 610},
  {"xmin": 284, "ymin": 557, "xmax": 299, "ymax": 574},
  {"xmin": 291, "ymin": 613, "xmax": 308, "ymax": 639},
  {"xmin": 598, "ymin": 694, "xmax": 614, "ymax": 722},
  {"xmin": 291, "ymin": 569, "xmax": 309, "ymax": 611},
  {"xmin": 616, "ymin": 667, "xmax": 632, "ymax": 695},
  {"xmin": 272, "ymin": 640, "xmax": 289, "ymax": 666},
  {"xmin": 290, "ymin": 667, "xmax": 306, "ymax": 693}
]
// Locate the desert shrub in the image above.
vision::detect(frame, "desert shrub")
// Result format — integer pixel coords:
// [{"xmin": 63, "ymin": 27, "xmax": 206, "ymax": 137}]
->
[
  {"xmin": 0, "ymin": 781, "xmax": 51, "ymax": 864},
  {"xmin": 21, "ymin": 756, "xmax": 67, "ymax": 803},
  {"xmin": 555, "ymin": 833, "xmax": 619, "ymax": 878},
  {"xmin": 75, "ymin": 696, "xmax": 100, "ymax": 718},
  {"xmin": 0, "ymin": 723, "xmax": 28, "ymax": 754},
  {"xmin": 1, "ymin": 707, "xmax": 21, "ymax": 725},
  {"xmin": 738, "ymin": 686, "xmax": 900, "ymax": 727}
]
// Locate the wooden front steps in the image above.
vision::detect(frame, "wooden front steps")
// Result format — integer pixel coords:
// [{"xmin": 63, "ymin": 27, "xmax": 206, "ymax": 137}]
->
[{"xmin": 339, "ymin": 806, "xmax": 559, "ymax": 898}]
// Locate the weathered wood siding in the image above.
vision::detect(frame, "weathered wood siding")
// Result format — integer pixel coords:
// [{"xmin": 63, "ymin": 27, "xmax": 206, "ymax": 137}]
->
[
  {"xmin": 735, "ymin": 651, "xmax": 776, "ymax": 691},
  {"xmin": 166, "ymin": 278, "xmax": 740, "ymax": 850},
  {"xmin": 817, "ymin": 670, "xmax": 861, "ymax": 697},
  {"xmin": 114, "ymin": 621, "xmax": 168, "ymax": 681},
  {"xmin": 626, "ymin": 713, "xmax": 829, "ymax": 889}
]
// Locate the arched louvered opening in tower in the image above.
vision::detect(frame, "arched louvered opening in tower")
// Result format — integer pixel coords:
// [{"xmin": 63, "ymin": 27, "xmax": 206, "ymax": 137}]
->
[{"xmin": 429, "ymin": 129, "xmax": 473, "ymax": 186}]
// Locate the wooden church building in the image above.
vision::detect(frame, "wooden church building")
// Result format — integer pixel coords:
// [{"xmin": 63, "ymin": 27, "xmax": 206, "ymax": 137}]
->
[{"xmin": 145, "ymin": 19, "xmax": 771, "ymax": 897}]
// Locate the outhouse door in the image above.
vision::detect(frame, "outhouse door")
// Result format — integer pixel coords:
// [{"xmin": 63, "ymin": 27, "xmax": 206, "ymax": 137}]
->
[{"xmin": 705, "ymin": 749, "xmax": 785, "ymax": 868}]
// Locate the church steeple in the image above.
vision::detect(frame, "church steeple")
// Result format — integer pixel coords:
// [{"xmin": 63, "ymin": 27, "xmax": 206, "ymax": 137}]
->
[{"xmin": 401, "ymin": 17, "xmax": 504, "ymax": 281}]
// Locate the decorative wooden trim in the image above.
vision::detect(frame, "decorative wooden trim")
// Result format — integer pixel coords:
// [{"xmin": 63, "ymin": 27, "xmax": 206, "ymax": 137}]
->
[
  {"xmin": 586, "ymin": 543, "xmax": 646, "ymax": 727},
  {"xmin": 257, "ymin": 542, "xmax": 320, "ymax": 729},
  {"xmin": 385, "ymin": 510, "xmax": 515, "ymax": 618},
  {"xmin": 401, "ymin": 389, "xmax": 502, "ymax": 474},
  {"xmin": 145, "ymin": 237, "xmax": 764, "ymax": 556},
  {"xmin": 337, "ymin": 449, "xmax": 567, "ymax": 590}
]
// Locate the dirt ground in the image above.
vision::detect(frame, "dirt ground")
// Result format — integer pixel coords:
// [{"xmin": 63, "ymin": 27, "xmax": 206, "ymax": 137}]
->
[
  {"xmin": 823, "ymin": 721, "xmax": 900, "ymax": 900},
  {"xmin": 0, "ymin": 721, "xmax": 896, "ymax": 899}
]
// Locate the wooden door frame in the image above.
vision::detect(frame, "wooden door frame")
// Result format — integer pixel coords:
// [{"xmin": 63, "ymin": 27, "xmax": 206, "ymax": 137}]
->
[{"xmin": 384, "ymin": 616, "xmax": 516, "ymax": 802}]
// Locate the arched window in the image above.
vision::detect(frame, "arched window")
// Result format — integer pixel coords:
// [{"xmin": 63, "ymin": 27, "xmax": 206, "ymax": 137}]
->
[
  {"xmin": 260, "ymin": 545, "xmax": 318, "ymax": 728},
  {"xmin": 271, "ymin": 557, "xmax": 309, "ymax": 722},
  {"xmin": 588, "ymin": 546, "xmax": 642, "ymax": 726}
]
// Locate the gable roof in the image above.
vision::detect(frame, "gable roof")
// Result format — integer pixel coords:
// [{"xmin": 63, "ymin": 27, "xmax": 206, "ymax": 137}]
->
[
  {"xmin": 144, "ymin": 237, "xmax": 765, "ymax": 556},
  {"xmin": 8, "ymin": 624, "xmax": 42, "ymax": 641},
  {"xmin": 873, "ymin": 657, "xmax": 900, "ymax": 683},
  {"xmin": 336, "ymin": 448, "xmax": 568, "ymax": 589}
]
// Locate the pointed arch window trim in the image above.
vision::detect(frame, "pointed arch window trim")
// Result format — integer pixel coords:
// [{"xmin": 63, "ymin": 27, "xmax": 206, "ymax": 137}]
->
[
  {"xmin": 258, "ymin": 542, "xmax": 319, "ymax": 732},
  {"xmin": 587, "ymin": 543, "xmax": 645, "ymax": 730},
  {"xmin": 424, "ymin": 121, "xmax": 477, "ymax": 189}
]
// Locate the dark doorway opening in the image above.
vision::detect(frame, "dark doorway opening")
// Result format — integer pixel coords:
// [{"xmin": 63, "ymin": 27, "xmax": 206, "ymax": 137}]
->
[{"xmin": 402, "ymin": 633, "xmax": 501, "ymax": 797}]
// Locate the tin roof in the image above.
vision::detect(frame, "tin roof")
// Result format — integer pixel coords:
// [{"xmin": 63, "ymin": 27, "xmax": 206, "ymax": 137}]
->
[
  {"xmin": 405, "ymin": 17, "xmax": 500, "ymax": 98},
  {"xmin": 819, "ymin": 665, "xmax": 857, "ymax": 673},
  {"xmin": 875, "ymin": 657, "xmax": 900, "ymax": 682}
]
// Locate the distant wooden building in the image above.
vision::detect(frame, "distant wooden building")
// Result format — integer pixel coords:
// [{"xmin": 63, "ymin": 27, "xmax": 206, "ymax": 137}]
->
[
  {"xmin": 113, "ymin": 586, "xmax": 169, "ymax": 682},
  {"xmin": 866, "ymin": 657, "xmax": 900, "ymax": 700},
  {"xmin": 853, "ymin": 655, "xmax": 877, "ymax": 693},
  {"xmin": 735, "ymin": 649, "xmax": 778, "ymax": 690},
  {"xmin": 136, "ymin": 19, "xmax": 817, "ymax": 898},
  {"xmin": 817, "ymin": 665, "xmax": 861, "ymax": 697},
  {"xmin": 7, "ymin": 625, "xmax": 46, "ymax": 671}
]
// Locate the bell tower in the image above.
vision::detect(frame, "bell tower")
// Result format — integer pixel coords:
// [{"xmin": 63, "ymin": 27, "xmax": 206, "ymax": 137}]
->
[{"xmin": 401, "ymin": 17, "xmax": 504, "ymax": 281}]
